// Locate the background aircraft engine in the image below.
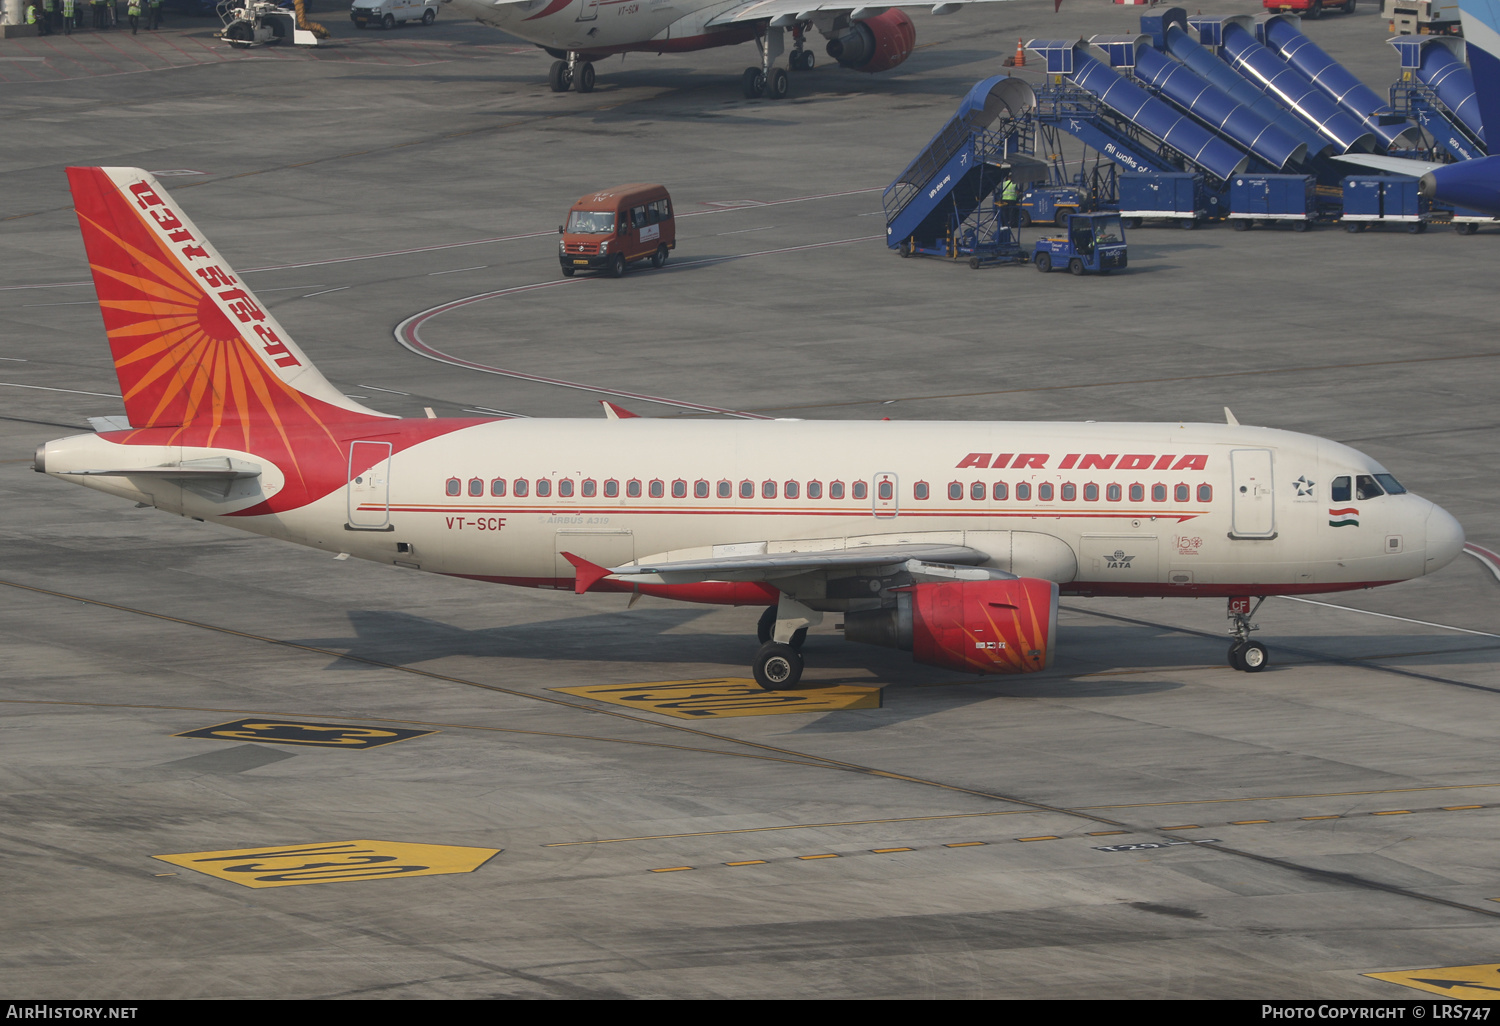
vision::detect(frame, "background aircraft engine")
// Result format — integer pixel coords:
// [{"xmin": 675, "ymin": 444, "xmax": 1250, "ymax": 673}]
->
[
  {"xmin": 824, "ymin": 9, "xmax": 917, "ymax": 73},
  {"xmin": 843, "ymin": 578, "xmax": 1059, "ymax": 674}
]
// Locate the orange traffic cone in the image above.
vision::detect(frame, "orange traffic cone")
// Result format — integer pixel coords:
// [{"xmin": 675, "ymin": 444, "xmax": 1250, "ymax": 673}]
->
[{"xmin": 1014, "ymin": 38, "xmax": 1026, "ymax": 67}]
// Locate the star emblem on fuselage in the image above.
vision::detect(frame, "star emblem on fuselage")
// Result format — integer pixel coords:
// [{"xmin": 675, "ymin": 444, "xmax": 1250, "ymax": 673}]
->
[{"xmin": 1294, "ymin": 475, "xmax": 1315, "ymax": 497}]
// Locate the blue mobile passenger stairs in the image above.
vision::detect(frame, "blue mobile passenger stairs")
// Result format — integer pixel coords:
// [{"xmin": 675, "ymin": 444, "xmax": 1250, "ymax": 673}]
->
[{"xmin": 883, "ymin": 76, "xmax": 1050, "ymax": 268}]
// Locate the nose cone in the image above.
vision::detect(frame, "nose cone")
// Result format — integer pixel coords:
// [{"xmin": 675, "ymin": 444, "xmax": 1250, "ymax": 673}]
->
[{"xmin": 1424, "ymin": 503, "xmax": 1465, "ymax": 574}]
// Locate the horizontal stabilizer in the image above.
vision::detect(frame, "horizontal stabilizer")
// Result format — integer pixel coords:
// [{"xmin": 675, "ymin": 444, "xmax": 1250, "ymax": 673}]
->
[{"xmin": 59, "ymin": 456, "xmax": 262, "ymax": 480}]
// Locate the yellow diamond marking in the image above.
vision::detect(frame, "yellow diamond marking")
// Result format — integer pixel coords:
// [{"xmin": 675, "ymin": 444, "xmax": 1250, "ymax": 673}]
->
[
  {"xmin": 551, "ymin": 678, "xmax": 880, "ymax": 719},
  {"xmin": 153, "ymin": 839, "xmax": 499, "ymax": 889},
  {"xmin": 1364, "ymin": 963, "xmax": 1500, "ymax": 998}
]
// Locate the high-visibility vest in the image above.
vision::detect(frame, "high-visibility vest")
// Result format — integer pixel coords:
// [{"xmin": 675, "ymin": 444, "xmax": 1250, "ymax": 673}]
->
[
  {"xmin": 1001, "ymin": 180, "xmax": 1020, "ymax": 202},
  {"xmin": 25, "ymin": 5, "xmax": 37, "ymax": 22},
  {"xmin": 127, "ymin": 1, "xmax": 140, "ymax": 13},
  {"xmin": 63, "ymin": 0, "xmax": 75, "ymax": 13}
]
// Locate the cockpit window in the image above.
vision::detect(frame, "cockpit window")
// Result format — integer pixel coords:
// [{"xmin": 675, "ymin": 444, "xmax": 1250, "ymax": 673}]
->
[
  {"xmin": 1374, "ymin": 473, "xmax": 1407, "ymax": 495},
  {"xmin": 1355, "ymin": 475, "xmax": 1385, "ymax": 500},
  {"xmin": 1331, "ymin": 476, "xmax": 1351, "ymax": 503},
  {"xmin": 567, "ymin": 210, "xmax": 615, "ymax": 234}
]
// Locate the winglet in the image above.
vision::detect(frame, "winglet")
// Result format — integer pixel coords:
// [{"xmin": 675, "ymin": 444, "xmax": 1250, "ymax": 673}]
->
[
  {"xmin": 601, "ymin": 401, "xmax": 640, "ymax": 420},
  {"xmin": 561, "ymin": 551, "xmax": 614, "ymax": 594},
  {"xmin": 1224, "ymin": 407, "xmax": 1240, "ymax": 426}
]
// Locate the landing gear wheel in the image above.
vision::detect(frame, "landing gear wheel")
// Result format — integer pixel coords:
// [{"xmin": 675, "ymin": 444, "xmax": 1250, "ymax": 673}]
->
[
  {"xmin": 381, "ymin": 13, "xmax": 394, "ymax": 28},
  {"xmin": 1068, "ymin": 257, "xmax": 1085, "ymax": 276},
  {"xmin": 651, "ymin": 244, "xmax": 668, "ymax": 269},
  {"xmin": 1017, "ymin": 209, "xmax": 1032, "ymax": 227},
  {"xmin": 742, "ymin": 67, "xmax": 765, "ymax": 99},
  {"xmin": 1228, "ymin": 642, "xmax": 1246, "ymax": 671},
  {"xmin": 1034, "ymin": 251, "xmax": 1051, "ymax": 273},
  {"xmin": 756, "ymin": 604, "xmax": 777, "ymax": 644},
  {"xmin": 795, "ymin": 50, "xmax": 815, "ymax": 70},
  {"xmin": 767, "ymin": 66, "xmax": 789, "ymax": 100},
  {"xmin": 574, "ymin": 61, "xmax": 595, "ymax": 93},
  {"xmin": 753, "ymin": 642, "xmax": 803, "ymax": 690},
  {"xmin": 606, "ymin": 253, "xmax": 625, "ymax": 278},
  {"xmin": 422, "ymin": 7, "xmax": 434, "ymax": 23},
  {"xmin": 1239, "ymin": 641, "xmax": 1269, "ymax": 672},
  {"xmin": 560, "ymin": 264, "xmax": 575, "ymax": 277},
  {"xmin": 548, "ymin": 60, "xmax": 570, "ymax": 93}
]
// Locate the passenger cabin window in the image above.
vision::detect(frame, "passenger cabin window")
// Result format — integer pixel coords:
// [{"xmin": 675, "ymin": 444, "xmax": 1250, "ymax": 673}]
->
[
  {"xmin": 786, "ymin": 481, "xmax": 800, "ymax": 499},
  {"xmin": 830, "ymin": 481, "xmax": 845, "ymax": 500},
  {"xmin": 468, "ymin": 478, "xmax": 483, "ymax": 497},
  {"xmin": 853, "ymin": 482, "xmax": 868, "ymax": 500},
  {"xmin": 446, "ymin": 477, "xmax": 461, "ymax": 497},
  {"xmin": 1152, "ymin": 484, "xmax": 1167, "ymax": 502},
  {"xmin": 914, "ymin": 482, "xmax": 929, "ymax": 500},
  {"xmin": 1061, "ymin": 483, "xmax": 1076, "ymax": 501},
  {"xmin": 879, "ymin": 480, "xmax": 894, "ymax": 501},
  {"xmin": 582, "ymin": 479, "xmax": 597, "ymax": 498},
  {"xmin": 1083, "ymin": 483, "xmax": 1099, "ymax": 501},
  {"xmin": 558, "ymin": 479, "xmax": 574, "ymax": 498},
  {"xmin": 807, "ymin": 481, "xmax": 823, "ymax": 499},
  {"xmin": 1332, "ymin": 476, "xmax": 1351, "ymax": 503},
  {"xmin": 740, "ymin": 480, "xmax": 754, "ymax": 499},
  {"xmin": 762, "ymin": 480, "xmax": 777, "ymax": 499},
  {"xmin": 948, "ymin": 482, "xmax": 963, "ymax": 500},
  {"xmin": 1174, "ymin": 483, "xmax": 1189, "ymax": 502},
  {"xmin": 649, "ymin": 479, "xmax": 664, "ymax": 498},
  {"xmin": 1107, "ymin": 483, "xmax": 1122, "ymax": 502},
  {"xmin": 695, "ymin": 480, "xmax": 709, "ymax": 499},
  {"xmin": 671, "ymin": 479, "xmax": 686, "ymax": 499},
  {"xmin": 1129, "ymin": 483, "xmax": 1144, "ymax": 502},
  {"xmin": 567, "ymin": 210, "xmax": 614, "ymax": 234},
  {"xmin": 1197, "ymin": 484, "xmax": 1212, "ymax": 502},
  {"xmin": 969, "ymin": 481, "xmax": 984, "ymax": 501},
  {"xmin": 604, "ymin": 479, "xmax": 619, "ymax": 498},
  {"xmin": 1356, "ymin": 475, "xmax": 1385, "ymax": 500},
  {"xmin": 718, "ymin": 480, "xmax": 732, "ymax": 499},
  {"xmin": 992, "ymin": 482, "xmax": 1008, "ymax": 501},
  {"xmin": 1038, "ymin": 483, "xmax": 1054, "ymax": 501},
  {"xmin": 491, "ymin": 478, "xmax": 506, "ymax": 497},
  {"xmin": 1015, "ymin": 482, "xmax": 1031, "ymax": 501},
  {"xmin": 627, "ymin": 479, "xmax": 642, "ymax": 498},
  {"xmin": 514, "ymin": 479, "xmax": 529, "ymax": 497},
  {"xmin": 536, "ymin": 479, "xmax": 552, "ymax": 498}
]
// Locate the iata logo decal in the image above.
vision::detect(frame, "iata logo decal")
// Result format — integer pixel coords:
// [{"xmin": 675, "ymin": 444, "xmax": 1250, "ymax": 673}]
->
[
  {"xmin": 1329, "ymin": 507, "xmax": 1359, "ymax": 528},
  {"xmin": 1105, "ymin": 549, "xmax": 1135, "ymax": 569}
]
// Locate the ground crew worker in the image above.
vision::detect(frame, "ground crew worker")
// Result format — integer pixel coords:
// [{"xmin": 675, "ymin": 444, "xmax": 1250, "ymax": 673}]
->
[
  {"xmin": 43, "ymin": 0, "xmax": 57, "ymax": 33},
  {"xmin": 91, "ymin": 0, "xmax": 105, "ymax": 28},
  {"xmin": 25, "ymin": 2, "xmax": 38, "ymax": 29},
  {"xmin": 126, "ymin": 0, "xmax": 139, "ymax": 32},
  {"xmin": 62, "ymin": 0, "xmax": 74, "ymax": 32},
  {"xmin": 1000, "ymin": 175, "xmax": 1021, "ymax": 230},
  {"xmin": 147, "ymin": 0, "xmax": 159, "ymax": 29}
]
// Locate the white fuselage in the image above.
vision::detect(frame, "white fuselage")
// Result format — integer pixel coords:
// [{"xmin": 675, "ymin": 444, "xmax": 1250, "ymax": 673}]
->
[
  {"xmin": 445, "ymin": 0, "xmax": 749, "ymax": 54},
  {"xmin": 40, "ymin": 418, "xmax": 1465, "ymax": 604}
]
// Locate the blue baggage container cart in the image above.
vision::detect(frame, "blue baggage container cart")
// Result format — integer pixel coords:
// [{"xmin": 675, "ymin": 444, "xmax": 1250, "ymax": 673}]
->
[
  {"xmin": 1341, "ymin": 175, "xmax": 1432, "ymax": 233},
  {"xmin": 1228, "ymin": 174, "xmax": 1316, "ymax": 231},
  {"xmin": 1117, "ymin": 172, "xmax": 1214, "ymax": 229},
  {"xmin": 1450, "ymin": 204, "xmax": 1499, "ymax": 234}
]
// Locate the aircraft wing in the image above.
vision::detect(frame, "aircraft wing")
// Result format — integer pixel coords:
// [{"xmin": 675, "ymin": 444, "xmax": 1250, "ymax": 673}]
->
[
  {"xmin": 1331, "ymin": 154, "xmax": 1446, "ymax": 177},
  {"xmin": 706, "ymin": 0, "xmax": 1016, "ymax": 27}
]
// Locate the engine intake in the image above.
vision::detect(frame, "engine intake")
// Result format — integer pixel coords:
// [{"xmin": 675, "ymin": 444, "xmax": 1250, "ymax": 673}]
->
[
  {"xmin": 844, "ymin": 578, "xmax": 1058, "ymax": 674},
  {"xmin": 824, "ymin": 9, "xmax": 916, "ymax": 73}
]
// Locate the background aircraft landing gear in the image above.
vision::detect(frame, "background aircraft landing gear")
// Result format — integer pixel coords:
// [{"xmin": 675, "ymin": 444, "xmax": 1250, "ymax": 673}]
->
[
  {"xmin": 574, "ymin": 61, "xmax": 595, "ymax": 93},
  {"xmin": 744, "ymin": 26, "xmax": 788, "ymax": 100},
  {"xmin": 1227, "ymin": 596, "xmax": 1269, "ymax": 672},
  {"xmin": 549, "ymin": 52, "xmax": 594, "ymax": 93},
  {"xmin": 742, "ymin": 67, "xmax": 765, "ymax": 99},
  {"xmin": 754, "ymin": 642, "xmax": 803, "ymax": 689},
  {"xmin": 548, "ymin": 60, "xmax": 570, "ymax": 93}
]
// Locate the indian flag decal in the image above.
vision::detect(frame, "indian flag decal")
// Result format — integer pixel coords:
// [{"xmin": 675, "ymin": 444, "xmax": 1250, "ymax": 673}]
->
[{"xmin": 1329, "ymin": 507, "xmax": 1359, "ymax": 528}]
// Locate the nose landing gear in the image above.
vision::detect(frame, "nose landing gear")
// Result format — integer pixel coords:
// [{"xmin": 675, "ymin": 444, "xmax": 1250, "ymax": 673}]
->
[{"xmin": 1227, "ymin": 596, "xmax": 1269, "ymax": 672}]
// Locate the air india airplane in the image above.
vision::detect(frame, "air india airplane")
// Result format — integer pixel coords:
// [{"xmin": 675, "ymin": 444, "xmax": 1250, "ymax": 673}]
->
[
  {"xmin": 442, "ymin": 0, "xmax": 1018, "ymax": 99},
  {"xmin": 37, "ymin": 168, "xmax": 1465, "ymax": 688}
]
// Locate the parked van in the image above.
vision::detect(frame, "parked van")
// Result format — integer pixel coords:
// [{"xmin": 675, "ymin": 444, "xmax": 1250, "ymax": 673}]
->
[{"xmin": 559, "ymin": 184, "xmax": 675, "ymax": 278}]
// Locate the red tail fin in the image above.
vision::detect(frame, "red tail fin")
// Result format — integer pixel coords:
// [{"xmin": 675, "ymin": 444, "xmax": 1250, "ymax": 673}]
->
[{"xmin": 66, "ymin": 166, "xmax": 391, "ymax": 433}]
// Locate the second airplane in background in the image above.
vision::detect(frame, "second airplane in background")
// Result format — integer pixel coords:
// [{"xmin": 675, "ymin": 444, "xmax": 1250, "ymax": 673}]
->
[{"xmin": 444, "ymin": 0, "xmax": 1017, "ymax": 98}]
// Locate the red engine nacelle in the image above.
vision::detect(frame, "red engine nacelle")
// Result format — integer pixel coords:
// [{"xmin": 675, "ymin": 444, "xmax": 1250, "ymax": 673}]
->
[
  {"xmin": 844, "ymin": 578, "xmax": 1059, "ymax": 674},
  {"xmin": 824, "ymin": 9, "xmax": 916, "ymax": 73}
]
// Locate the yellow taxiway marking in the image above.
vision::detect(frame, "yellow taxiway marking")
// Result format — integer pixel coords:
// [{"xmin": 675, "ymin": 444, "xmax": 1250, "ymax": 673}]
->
[
  {"xmin": 1364, "ymin": 963, "xmax": 1500, "ymax": 998},
  {"xmin": 1373, "ymin": 810, "xmax": 1413, "ymax": 815},
  {"xmin": 175, "ymin": 717, "xmax": 435, "ymax": 749},
  {"xmin": 550, "ymin": 678, "xmax": 880, "ymax": 719},
  {"xmin": 944, "ymin": 842, "xmax": 987, "ymax": 848},
  {"xmin": 1088, "ymin": 830, "xmax": 1128, "ymax": 836},
  {"xmin": 153, "ymin": 839, "xmax": 499, "ymax": 889},
  {"xmin": 650, "ymin": 866, "xmax": 694, "ymax": 873},
  {"xmin": 725, "ymin": 860, "xmax": 768, "ymax": 867},
  {"xmin": 1018, "ymin": 835, "xmax": 1060, "ymax": 842},
  {"xmin": 1161, "ymin": 824, "xmax": 1202, "ymax": 830},
  {"xmin": 1445, "ymin": 805, "xmax": 1485, "ymax": 810},
  {"xmin": 872, "ymin": 848, "xmax": 914, "ymax": 853},
  {"xmin": 1300, "ymin": 815, "xmax": 1342, "ymax": 821},
  {"xmin": 797, "ymin": 853, "xmax": 840, "ymax": 860},
  {"xmin": 1230, "ymin": 820, "xmax": 1271, "ymax": 825}
]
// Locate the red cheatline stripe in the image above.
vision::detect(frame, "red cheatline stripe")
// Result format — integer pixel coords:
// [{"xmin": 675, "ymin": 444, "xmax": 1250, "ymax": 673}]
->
[{"xmin": 1465, "ymin": 543, "xmax": 1500, "ymax": 583}]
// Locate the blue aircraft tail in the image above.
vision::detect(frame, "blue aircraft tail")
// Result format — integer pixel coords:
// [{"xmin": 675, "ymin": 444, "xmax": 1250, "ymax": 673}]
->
[{"xmin": 1462, "ymin": 1, "xmax": 1500, "ymax": 142}]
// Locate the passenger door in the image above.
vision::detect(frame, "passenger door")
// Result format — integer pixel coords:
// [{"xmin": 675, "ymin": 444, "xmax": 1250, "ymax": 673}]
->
[
  {"xmin": 347, "ymin": 440, "xmax": 392, "ymax": 530},
  {"xmin": 1230, "ymin": 449, "xmax": 1276, "ymax": 538},
  {"xmin": 577, "ymin": 0, "xmax": 598, "ymax": 21}
]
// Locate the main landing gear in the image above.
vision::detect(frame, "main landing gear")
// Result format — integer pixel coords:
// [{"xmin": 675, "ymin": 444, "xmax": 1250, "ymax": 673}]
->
[
  {"xmin": 548, "ymin": 51, "xmax": 595, "ymax": 94},
  {"xmin": 752, "ymin": 599, "xmax": 816, "ymax": 689},
  {"xmin": 741, "ymin": 25, "xmax": 805, "ymax": 100},
  {"xmin": 1227, "ymin": 596, "xmax": 1269, "ymax": 672}
]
